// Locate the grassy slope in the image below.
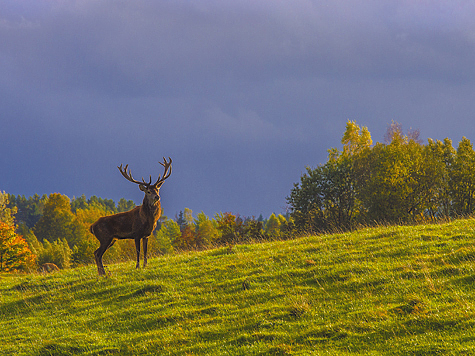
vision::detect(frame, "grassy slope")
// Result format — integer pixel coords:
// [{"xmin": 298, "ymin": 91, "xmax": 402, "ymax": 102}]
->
[{"xmin": 2, "ymin": 220, "xmax": 475, "ymax": 355}]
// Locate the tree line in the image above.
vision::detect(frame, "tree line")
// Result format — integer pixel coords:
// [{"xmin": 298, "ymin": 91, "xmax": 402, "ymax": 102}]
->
[
  {"xmin": 287, "ymin": 121, "xmax": 475, "ymax": 232},
  {"xmin": 0, "ymin": 191, "xmax": 290, "ymax": 272},
  {"xmin": 2, "ymin": 120, "xmax": 475, "ymax": 272}
]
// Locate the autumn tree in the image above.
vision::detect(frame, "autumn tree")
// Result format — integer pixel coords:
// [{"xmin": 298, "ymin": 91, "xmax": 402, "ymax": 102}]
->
[
  {"xmin": 194, "ymin": 211, "xmax": 220, "ymax": 247},
  {"xmin": 176, "ymin": 225, "xmax": 199, "ymax": 250},
  {"xmin": 265, "ymin": 213, "xmax": 281, "ymax": 238},
  {"xmin": 155, "ymin": 218, "xmax": 181, "ymax": 254},
  {"xmin": 288, "ymin": 121, "xmax": 372, "ymax": 231},
  {"xmin": 0, "ymin": 193, "xmax": 35, "ymax": 271},
  {"xmin": 33, "ymin": 193, "xmax": 86, "ymax": 248},
  {"xmin": 170, "ymin": 208, "xmax": 197, "ymax": 250},
  {"xmin": 0, "ymin": 222, "xmax": 35, "ymax": 272},
  {"xmin": 351, "ymin": 121, "xmax": 449, "ymax": 224},
  {"xmin": 287, "ymin": 120, "xmax": 475, "ymax": 230},
  {"xmin": 214, "ymin": 212, "xmax": 241, "ymax": 244}
]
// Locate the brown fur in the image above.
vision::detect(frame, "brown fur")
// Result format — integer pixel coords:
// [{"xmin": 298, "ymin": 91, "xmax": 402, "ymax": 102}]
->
[{"xmin": 90, "ymin": 158, "xmax": 171, "ymax": 276}]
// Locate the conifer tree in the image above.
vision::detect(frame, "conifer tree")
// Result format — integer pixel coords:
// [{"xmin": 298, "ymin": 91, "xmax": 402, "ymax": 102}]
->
[{"xmin": 0, "ymin": 191, "xmax": 16, "ymax": 226}]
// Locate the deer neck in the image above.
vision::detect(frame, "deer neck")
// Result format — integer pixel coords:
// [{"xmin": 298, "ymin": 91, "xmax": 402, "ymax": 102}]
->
[
  {"xmin": 142, "ymin": 196, "xmax": 161, "ymax": 216},
  {"xmin": 137, "ymin": 197, "xmax": 162, "ymax": 235}
]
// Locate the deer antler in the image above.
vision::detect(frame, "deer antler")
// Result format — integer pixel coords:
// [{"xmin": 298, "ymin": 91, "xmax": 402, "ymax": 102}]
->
[
  {"xmin": 118, "ymin": 164, "xmax": 152, "ymax": 186},
  {"xmin": 154, "ymin": 157, "xmax": 172, "ymax": 188}
]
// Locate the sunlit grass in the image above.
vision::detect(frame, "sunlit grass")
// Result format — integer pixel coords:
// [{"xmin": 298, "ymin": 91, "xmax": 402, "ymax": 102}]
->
[{"xmin": 2, "ymin": 219, "xmax": 475, "ymax": 354}]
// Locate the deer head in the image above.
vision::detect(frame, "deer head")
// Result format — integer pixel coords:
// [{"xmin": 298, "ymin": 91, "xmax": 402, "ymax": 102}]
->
[{"xmin": 118, "ymin": 157, "xmax": 172, "ymax": 206}]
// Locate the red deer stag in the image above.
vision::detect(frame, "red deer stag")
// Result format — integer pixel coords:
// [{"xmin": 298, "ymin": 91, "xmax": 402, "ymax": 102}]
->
[{"xmin": 90, "ymin": 157, "xmax": 172, "ymax": 276}]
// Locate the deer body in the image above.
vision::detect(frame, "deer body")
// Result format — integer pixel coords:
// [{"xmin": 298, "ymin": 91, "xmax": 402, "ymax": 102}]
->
[{"xmin": 90, "ymin": 157, "xmax": 172, "ymax": 276}]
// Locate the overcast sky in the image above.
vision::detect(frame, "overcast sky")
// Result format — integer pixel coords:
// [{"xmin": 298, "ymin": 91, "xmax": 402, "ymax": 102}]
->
[{"xmin": 1, "ymin": 1, "xmax": 475, "ymax": 218}]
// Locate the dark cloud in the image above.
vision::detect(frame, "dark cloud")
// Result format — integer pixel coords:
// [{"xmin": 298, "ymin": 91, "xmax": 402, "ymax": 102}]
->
[{"xmin": 1, "ymin": 0, "xmax": 475, "ymax": 217}]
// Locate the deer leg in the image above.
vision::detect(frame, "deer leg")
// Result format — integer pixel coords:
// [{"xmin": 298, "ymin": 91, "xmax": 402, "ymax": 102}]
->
[
  {"xmin": 94, "ymin": 239, "xmax": 115, "ymax": 276},
  {"xmin": 135, "ymin": 238, "xmax": 141, "ymax": 269},
  {"xmin": 94, "ymin": 245, "xmax": 107, "ymax": 276},
  {"xmin": 143, "ymin": 237, "xmax": 149, "ymax": 268}
]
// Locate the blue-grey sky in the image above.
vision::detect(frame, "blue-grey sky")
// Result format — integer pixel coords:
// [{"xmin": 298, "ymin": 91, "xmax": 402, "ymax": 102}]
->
[{"xmin": 1, "ymin": 1, "xmax": 475, "ymax": 218}]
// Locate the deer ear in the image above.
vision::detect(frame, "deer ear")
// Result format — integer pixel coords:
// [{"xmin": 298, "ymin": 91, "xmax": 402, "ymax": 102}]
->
[{"xmin": 139, "ymin": 184, "xmax": 147, "ymax": 191}]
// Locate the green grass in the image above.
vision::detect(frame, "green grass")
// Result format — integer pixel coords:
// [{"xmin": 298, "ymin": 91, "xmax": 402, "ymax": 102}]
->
[{"xmin": 3, "ymin": 219, "xmax": 475, "ymax": 355}]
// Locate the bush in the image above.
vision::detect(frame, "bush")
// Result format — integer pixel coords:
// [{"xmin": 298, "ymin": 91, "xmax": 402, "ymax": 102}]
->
[{"xmin": 37, "ymin": 238, "xmax": 72, "ymax": 269}]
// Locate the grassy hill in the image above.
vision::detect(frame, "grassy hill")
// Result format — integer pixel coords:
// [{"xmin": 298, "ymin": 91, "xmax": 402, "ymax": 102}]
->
[{"xmin": 2, "ymin": 219, "xmax": 475, "ymax": 355}]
